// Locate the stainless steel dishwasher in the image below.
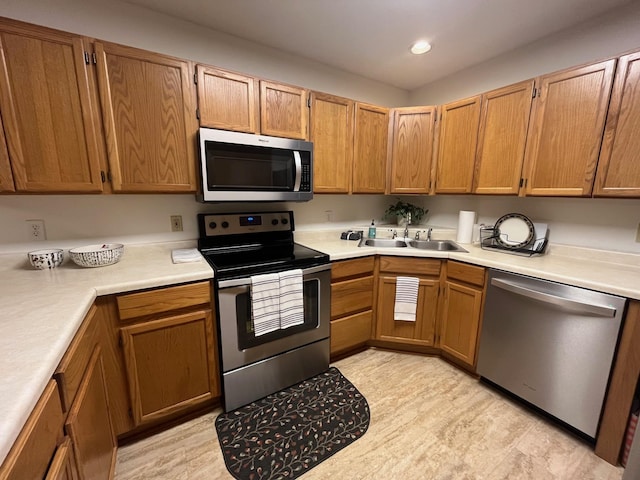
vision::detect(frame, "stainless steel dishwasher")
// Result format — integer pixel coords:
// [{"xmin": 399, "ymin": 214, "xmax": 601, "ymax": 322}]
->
[{"xmin": 476, "ymin": 269, "xmax": 626, "ymax": 439}]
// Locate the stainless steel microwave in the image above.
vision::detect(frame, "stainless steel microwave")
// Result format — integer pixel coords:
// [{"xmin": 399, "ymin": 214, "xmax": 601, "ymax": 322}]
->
[{"xmin": 197, "ymin": 128, "xmax": 313, "ymax": 202}]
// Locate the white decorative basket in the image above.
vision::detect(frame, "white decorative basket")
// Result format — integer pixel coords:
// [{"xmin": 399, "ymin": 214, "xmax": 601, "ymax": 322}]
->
[{"xmin": 69, "ymin": 243, "xmax": 124, "ymax": 268}]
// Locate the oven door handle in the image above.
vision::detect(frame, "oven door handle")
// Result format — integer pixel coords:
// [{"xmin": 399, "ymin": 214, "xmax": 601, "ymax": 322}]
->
[{"xmin": 217, "ymin": 263, "xmax": 331, "ymax": 288}]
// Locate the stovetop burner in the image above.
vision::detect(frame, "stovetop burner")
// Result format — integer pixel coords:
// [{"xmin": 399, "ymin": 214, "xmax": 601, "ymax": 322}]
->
[{"xmin": 197, "ymin": 211, "xmax": 329, "ymax": 280}]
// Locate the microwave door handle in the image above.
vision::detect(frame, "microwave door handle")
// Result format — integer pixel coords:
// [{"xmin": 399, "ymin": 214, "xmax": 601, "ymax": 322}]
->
[{"xmin": 293, "ymin": 151, "xmax": 302, "ymax": 191}]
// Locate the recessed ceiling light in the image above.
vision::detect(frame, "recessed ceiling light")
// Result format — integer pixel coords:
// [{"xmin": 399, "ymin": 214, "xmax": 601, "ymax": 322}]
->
[{"xmin": 410, "ymin": 41, "xmax": 432, "ymax": 55}]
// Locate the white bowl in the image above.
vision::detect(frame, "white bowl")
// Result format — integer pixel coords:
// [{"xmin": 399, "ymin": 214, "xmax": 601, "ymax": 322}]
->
[
  {"xmin": 69, "ymin": 243, "xmax": 124, "ymax": 268},
  {"xmin": 28, "ymin": 249, "xmax": 64, "ymax": 270}
]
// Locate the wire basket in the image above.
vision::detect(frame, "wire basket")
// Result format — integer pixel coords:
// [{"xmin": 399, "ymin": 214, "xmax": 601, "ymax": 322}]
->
[{"xmin": 480, "ymin": 225, "xmax": 548, "ymax": 257}]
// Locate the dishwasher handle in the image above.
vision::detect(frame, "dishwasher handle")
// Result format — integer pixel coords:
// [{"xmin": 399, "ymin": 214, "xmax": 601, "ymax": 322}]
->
[{"xmin": 491, "ymin": 277, "xmax": 617, "ymax": 317}]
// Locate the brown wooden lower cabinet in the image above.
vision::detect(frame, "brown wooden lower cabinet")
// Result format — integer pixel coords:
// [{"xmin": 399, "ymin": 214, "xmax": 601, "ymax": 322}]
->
[
  {"xmin": 45, "ymin": 437, "xmax": 79, "ymax": 480},
  {"xmin": 0, "ymin": 381, "xmax": 65, "ymax": 480},
  {"xmin": 114, "ymin": 281, "xmax": 220, "ymax": 429},
  {"xmin": 120, "ymin": 310, "xmax": 218, "ymax": 426},
  {"xmin": 376, "ymin": 274, "xmax": 440, "ymax": 346},
  {"xmin": 374, "ymin": 256, "xmax": 442, "ymax": 347},
  {"xmin": 439, "ymin": 261, "xmax": 486, "ymax": 369},
  {"xmin": 65, "ymin": 346, "xmax": 117, "ymax": 480},
  {"xmin": 330, "ymin": 257, "xmax": 375, "ymax": 357}
]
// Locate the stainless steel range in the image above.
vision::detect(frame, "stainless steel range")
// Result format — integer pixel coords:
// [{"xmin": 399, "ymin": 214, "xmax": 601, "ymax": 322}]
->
[{"xmin": 197, "ymin": 211, "xmax": 331, "ymax": 411}]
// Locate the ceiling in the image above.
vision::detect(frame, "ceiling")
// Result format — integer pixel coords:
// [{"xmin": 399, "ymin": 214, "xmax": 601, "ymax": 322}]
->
[{"xmin": 123, "ymin": 0, "xmax": 633, "ymax": 90}]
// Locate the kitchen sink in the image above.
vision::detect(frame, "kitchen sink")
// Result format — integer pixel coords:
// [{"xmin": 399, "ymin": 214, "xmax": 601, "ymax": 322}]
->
[
  {"xmin": 407, "ymin": 239, "xmax": 468, "ymax": 252},
  {"xmin": 358, "ymin": 238, "xmax": 467, "ymax": 252},
  {"xmin": 358, "ymin": 238, "xmax": 408, "ymax": 248}
]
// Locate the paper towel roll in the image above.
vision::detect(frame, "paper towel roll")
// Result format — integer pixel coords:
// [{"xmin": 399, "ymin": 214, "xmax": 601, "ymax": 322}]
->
[{"xmin": 456, "ymin": 211, "xmax": 476, "ymax": 244}]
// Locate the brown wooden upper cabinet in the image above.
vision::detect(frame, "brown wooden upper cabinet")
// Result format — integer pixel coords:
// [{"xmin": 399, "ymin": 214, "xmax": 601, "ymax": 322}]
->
[
  {"xmin": 389, "ymin": 106, "xmax": 436, "ymax": 194},
  {"xmin": 522, "ymin": 59, "xmax": 616, "ymax": 196},
  {"xmin": 309, "ymin": 92, "xmax": 354, "ymax": 193},
  {"xmin": 196, "ymin": 65, "xmax": 258, "ymax": 133},
  {"xmin": 259, "ymin": 80, "xmax": 308, "ymax": 139},
  {"xmin": 352, "ymin": 102, "xmax": 390, "ymax": 193},
  {"xmin": 0, "ymin": 19, "xmax": 104, "ymax": 193},
  {"xmin": 473, "ymin": 80, "xmax": 535, "ymax": 195},
  {"xmin": 594, "ymin": 51, "xmax": 640, "ymax": 197},
  {"xmin": 94, "ymin": 41, "xmax": 198, "ymax": 193},
  {"xmin": 435, "ymin": 96, "xmax": 481, "ymax": 193},
  {"xmin": 0, "ymin": 115, "xmax": 14, "ymax": 192}
]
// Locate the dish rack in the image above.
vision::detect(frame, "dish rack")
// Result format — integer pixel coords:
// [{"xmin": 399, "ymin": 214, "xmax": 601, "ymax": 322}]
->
[{"xmin": 479, "ymin": 225, "xmax": 548, "ymax": 257}]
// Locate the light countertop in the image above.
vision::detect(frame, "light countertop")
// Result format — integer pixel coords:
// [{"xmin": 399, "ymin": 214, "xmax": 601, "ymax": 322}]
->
[
  {"xmin": 0, "ymin": 241, "xmax": 213, "ymax": 465},
  {"xmin": 2, "ymin": 233, "xmax": 640, "ymax": 466},
  {"xmin": 294, "ymin": 229, "xmax": 640, "ymax": 300}
]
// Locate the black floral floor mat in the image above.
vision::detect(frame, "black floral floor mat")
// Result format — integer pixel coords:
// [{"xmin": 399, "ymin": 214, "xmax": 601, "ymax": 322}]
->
[{"xmin": 215, "ymin": 367, "xmax": 370, "ymax": 480}]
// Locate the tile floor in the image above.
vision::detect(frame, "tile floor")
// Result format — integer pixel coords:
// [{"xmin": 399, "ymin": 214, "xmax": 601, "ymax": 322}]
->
[{"xmin": 114, "ymin": 349, "xmax": 624, "ymax": 479}]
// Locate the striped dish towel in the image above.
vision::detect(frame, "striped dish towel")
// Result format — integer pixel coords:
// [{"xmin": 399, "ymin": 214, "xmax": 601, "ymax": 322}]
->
[
  {"xmin": 278, "ymin": 269, "xmax": 305, "ymax": 328},
  {"xmin": 250, "ymin": 273, "xmax": 281, "ymax": 336},
  {"xmin": 394, "ymin": 276, "xmax": 419, "ymax": 322}
]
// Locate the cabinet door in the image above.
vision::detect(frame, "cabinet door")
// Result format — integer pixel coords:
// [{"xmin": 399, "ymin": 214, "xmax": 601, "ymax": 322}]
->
[
  {"xmin": 65, "ymin": 347, "xmax": 116, "ymax": 480},
  {"xmin": 376, "ymin": 275, "xmax": 439, "ymax": 346},
  {"xmin": 440, "ymin": 281, "xmax": 483, "ymax": 368},
  {"xmin": 0, "ymin": 114, "xmax": 14, "ymax": 192},
  {"xmin": 310, "ymin": 92, "xmax": 354, "ymax": 193},
  {"xmin": 45, "ymin": 437, "xmax": 79, "ymax": 480},
  {"xmin": 196, "ymin": 65, "xmax": 258, "ymax": 133},
  {"xmin": 594, "ymin": 51, "xmax": 640, "ymax": 197},
  {"xmin": 389, "ymin": 106, "xmax": 436, "ymax": 194},
  {"xmin": 0, "ymin": 381, "xmax": 64, "ymax": 480},
  {"xmin": 94, "ymin": 41, "xmax": 198, "ymax": 192},
  {"xmin": 352, "ymin": 102, "xmax": 390, "ymax": 193},
  {"xmin": 260, "ymin": 81, "xmax": 308, "ymax": 139},
  {"xmin": 522, "ymin": 60, "xmax": 615, "ymax": 196},
  {"xmin": 435, "ymin": 96, "xmax": 481, "ymax": 193},
  {"xmin": 0, "ymin": 21, "xmax": 103, "ymax": 192},
  {"xmin": 120, "ymin": 310, "xmax": 219, "ymax": 426},
  {"xmin": 473, "ymin": 80, "xmax": 534, "ymax": 195}
]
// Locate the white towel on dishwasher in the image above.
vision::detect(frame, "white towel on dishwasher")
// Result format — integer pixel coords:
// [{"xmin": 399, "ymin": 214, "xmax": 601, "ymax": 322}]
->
[
  {"xmin": 278, "ymin": 269, "xmax": 305, "ymax": 328},
  {"xmin": 251, "ymin": 273, "xmax": 281, "ymax": 336},
  {"xmin": 394, "ymin": 276, "xmax": 419, "ymax": 322}
]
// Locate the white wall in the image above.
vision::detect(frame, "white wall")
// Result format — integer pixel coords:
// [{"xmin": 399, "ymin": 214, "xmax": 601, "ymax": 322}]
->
[
  {"xmin": 423, "ymin": 196, "xmax": 640, "ymax": 254},
  {"xmin": 409, "ymin": 2, "xmax": 640, "ymax": 105},
  {"xmin": 0, "ymin": 194, "xmax": 398, "ymax": 253}
]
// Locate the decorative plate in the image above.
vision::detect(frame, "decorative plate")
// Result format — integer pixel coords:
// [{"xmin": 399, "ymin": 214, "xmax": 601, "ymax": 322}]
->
[{"xmin": 494, "ymin": 213, "xmax": 535, "ymax": 249}]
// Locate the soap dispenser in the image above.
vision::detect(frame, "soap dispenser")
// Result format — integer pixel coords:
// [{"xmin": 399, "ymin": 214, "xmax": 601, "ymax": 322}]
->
[{"xmin": 368, "ymin": 220, "xmax": 376, "ymax": 238}]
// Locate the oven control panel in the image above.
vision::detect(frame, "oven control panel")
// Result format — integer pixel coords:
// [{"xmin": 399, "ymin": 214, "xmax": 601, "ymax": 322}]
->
[{"xmin": 200, "ymin": 212, "xmax": 293, "ymax": 236}]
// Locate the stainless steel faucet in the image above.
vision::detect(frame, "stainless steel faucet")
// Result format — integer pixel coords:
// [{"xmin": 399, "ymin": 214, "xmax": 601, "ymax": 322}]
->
[
  {"xmin": 403, "ymin": 226, "xmax": 409, "ymax": 239},
  {"xmin": 391, "ymin": 229, "xmax": 398, "ymax": 239},
  {"xmin": 427, "ymin": 227, "xmax": 433, "ymax": 241}
]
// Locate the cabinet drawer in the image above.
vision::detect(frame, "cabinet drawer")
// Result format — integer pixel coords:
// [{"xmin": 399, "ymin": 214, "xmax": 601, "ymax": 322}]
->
[
  {"xmin": 379, "ymin": 256, "xmax": 441, "ymax": 276},
  {"xmin": 0, "ymin": 381, "xmax": 64, "ymax": 480},
  {"xmin": 117, "ymin": 281, "xmax": 211, "ymax": 321},
  {"xmin": 45, "ymin": 437, "xmax": 77, "ymax": 480},
  {"xmin": 54, "ymin": 305, "xmax": 97, "ymax": 412},
  {"xmin": 331, "ymin": 257, "xmax": 375, "ymax": 281},
  {"xmin": 447, "ymin": 261, "xmax": 485, "ymax": 287},
  {"xmin": 331, "ymin": 276, "xmax": 374, "ymax": 318},
  {"xmin": 331, "ymin": 311, "xmax": 372, "ymax": 354}
]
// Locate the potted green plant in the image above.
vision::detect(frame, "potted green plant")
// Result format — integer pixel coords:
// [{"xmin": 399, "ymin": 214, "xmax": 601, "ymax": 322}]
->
[{"xmin": 384, "ymin": 200, "xmax": 427, "ymax": 226}]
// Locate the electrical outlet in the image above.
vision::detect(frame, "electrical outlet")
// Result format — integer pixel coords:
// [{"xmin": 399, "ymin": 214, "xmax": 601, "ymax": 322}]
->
[
  {"xmin": 26, "ymin": 219, "xmax": 46, "ymax": 241},
  {"xmin": 170, "ymin": 215, "xmax": 183, "ymax": 232}
]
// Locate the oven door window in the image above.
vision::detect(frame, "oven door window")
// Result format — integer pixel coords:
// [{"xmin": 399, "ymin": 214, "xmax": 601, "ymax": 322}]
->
[
  {"xmin": 236, "ymin": 278, "xmax": 320, "ymax": 349},
  {"xmin": 205, "ymin": 142, "xmax": 303, "ymax": 191}
]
